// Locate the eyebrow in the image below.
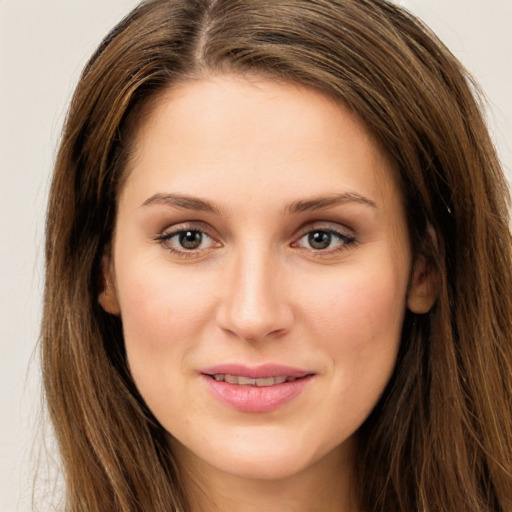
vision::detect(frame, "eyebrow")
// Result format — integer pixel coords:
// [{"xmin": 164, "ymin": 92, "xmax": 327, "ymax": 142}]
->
[
  {"xmin": 284, "ymin": 192, "xmax": 377, "ymax": 214},
  {"xmin": 141, "ymin": 191, "xmax": 377, "ymax": 216},
  {"xmin": 141, "ymin": 193, "xmax": 225, "ymax": 216}
]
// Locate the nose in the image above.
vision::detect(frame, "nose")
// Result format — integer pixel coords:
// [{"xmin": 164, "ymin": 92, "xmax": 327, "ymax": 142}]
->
[{"xmin": 215, "ymin": 246, "xmax": 294, "ymax": 342}]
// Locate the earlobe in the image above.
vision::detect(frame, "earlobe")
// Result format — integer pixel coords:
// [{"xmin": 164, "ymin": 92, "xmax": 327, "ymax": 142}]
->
[
  {"xmin": 98, "ymin": 252, "xmax": 121, "ymax": 316},
  {"xmin": 407, "ymin": 253, "xmax": 439, "ymax": 314}
]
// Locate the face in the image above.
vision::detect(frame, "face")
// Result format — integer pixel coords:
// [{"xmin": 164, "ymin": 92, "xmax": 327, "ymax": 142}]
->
[{"xmin": 101, "ymin": 76, "xmax": 434, "ymax": 483}]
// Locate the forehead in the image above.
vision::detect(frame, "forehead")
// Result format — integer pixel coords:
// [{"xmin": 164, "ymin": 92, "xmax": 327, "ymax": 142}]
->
[{"xmin": 120, "ymin": 75, "xmax": 402, "ymax": 212}]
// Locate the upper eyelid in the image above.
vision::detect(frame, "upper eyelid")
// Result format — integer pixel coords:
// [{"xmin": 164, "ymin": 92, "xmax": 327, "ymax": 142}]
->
[
  {"xmin": 158, "ymin": 221, "xmax": 218, "ymax": 238},
  {"xmin": 294, "ymin": 221, "xmax": 355, "ymax": 238}
]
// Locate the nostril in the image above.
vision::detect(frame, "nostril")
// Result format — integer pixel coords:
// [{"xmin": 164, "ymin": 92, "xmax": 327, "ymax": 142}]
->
[{"xmin": 218, "ymin": 324, "xmax": 290, "ymax": 343}]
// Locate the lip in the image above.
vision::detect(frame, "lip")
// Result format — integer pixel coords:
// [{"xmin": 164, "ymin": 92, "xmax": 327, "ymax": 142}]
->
[{"xmin": 200, "ymin": 364, "xmax": 315, "ymax": 413}]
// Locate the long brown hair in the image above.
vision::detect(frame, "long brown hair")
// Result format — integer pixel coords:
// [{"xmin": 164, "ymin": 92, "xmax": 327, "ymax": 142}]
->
[{"xmin": 42, "ymin": 1, "xmax": 512, "ymax": 510}]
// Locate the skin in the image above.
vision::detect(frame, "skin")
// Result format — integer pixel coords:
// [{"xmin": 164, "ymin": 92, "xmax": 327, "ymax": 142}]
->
[{"xmin": 100, "ymin": 75, "xmax": 436, "ymax": 511}]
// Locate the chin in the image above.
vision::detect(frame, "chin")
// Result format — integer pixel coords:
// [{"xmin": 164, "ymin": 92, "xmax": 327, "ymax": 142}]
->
[
  {"xmin": 214, "ymin": 448, "xmax": 311, "ymax": 481},
  {"xmin": 169, "ymin": 424, "xmax": 348, "ymax": 482}
]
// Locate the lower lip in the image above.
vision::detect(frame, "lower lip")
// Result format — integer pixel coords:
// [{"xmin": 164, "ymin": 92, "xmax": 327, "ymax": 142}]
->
[{"xmin": 202, "ymin": 375, "xmax": 313, "ymax": 413}]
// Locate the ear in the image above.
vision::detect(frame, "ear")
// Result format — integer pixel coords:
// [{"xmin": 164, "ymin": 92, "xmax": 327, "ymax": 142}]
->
[
  {"xmin": 407, "ymin": 242, "xmax": 439, "ymax": 314},
  {"xmin": 98, "ymin": 252, "xmax": 121, "ymax": 316}
]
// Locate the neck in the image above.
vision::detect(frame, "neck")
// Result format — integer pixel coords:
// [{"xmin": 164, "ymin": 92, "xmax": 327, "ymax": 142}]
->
[{"xmin": 173, "ymin": 439, "xmax": 360, "ymax": 512}]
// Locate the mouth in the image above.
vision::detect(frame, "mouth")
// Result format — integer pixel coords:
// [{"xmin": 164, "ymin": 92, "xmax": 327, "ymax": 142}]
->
[
  {"xmin": 200, "ymin": 364, "xmax": 315, "ymax": 412},
  {"xmin": 205, "ymin": 374, "xmax": 303, "ymax": 387}
]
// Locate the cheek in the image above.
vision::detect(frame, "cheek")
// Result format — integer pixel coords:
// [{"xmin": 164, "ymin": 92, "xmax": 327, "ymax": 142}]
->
[
  {"xmin": 118, "ymin": 261, "xmax": 211, "ymax": 337},
  {"xmin": 115, "ymin": 266, "xmax": 220, "ymax": 427},
  {"xmin": 301, "ymin": 261, "xmax": 408, "ymax": 383},
  {"xmin": 114, "ymin": 264, "xmax": 215, "ymax": 386},
  {"xmin": 304, "ymin": 264, "xmax": 408, "ymax": 442},
  {"xmin": 309, "ymin": 263, "xmax": 405, "ymax": 331}
]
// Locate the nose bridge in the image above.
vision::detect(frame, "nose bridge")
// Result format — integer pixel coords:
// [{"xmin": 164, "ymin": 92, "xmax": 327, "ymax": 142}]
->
[{"xmin": 216, "ymin": 239, "xmax": 292, "ymax": 341}]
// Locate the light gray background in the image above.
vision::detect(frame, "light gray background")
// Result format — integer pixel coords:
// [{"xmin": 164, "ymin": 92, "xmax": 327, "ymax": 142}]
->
[{"xmin": 1, "ymin": 1, "xmax": 510, "ymax": 510}]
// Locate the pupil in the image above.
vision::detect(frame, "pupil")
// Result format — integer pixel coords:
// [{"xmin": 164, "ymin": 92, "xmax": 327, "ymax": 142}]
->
[
  {"xmin": 309, "ymin": 231, "xmax": 331, "ymax": 250},
  {"xmin": 179, "ymin": 231, "xmax": 202, "ymax": 249}
]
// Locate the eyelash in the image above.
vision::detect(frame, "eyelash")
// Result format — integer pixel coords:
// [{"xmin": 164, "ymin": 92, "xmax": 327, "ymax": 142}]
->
[{"xmin": 155, "ymin": 223, "xmax": 357, "ymax": 258}]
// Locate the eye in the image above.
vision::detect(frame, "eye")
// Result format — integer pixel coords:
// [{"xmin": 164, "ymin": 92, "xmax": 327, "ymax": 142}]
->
[
  {"xmin": 306, "ymin": 231, "xmax": 335, "ymax": 250},
  {"xmin": 175, "ymin": 230, "xmax": 209, "ymax": 250},
  {"xmin": 294, "ymin": 227, "xmax": 356, "ymax": 252},
  {"xmin": 157, "ymin": 227, "xmax": 220, "ymax": 255}
]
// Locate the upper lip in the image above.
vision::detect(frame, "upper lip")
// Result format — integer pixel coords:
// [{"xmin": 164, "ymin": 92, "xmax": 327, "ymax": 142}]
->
[{"xmin": 200, "ymin": 363, "xmax": 314, "ymax": 379}]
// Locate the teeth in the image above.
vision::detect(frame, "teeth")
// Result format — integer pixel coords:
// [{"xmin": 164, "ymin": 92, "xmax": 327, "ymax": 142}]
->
[
  {"xmin": 255, "ymin": 377, "xmax": 275, "ymax": 387},
  {"xmin": 224, "ymin": 374, "xmax": 238, "ymax": 384},
  {"xmin": 211, "ymin": 374, "xmax": 299, "ymax": 386},
  {"xmin": 238, "ymin": 376, "xmax": 256, "ymax": 385}
]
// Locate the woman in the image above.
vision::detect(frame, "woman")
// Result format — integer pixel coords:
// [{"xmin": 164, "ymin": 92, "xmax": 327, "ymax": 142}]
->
[{"xmin": 41, "ymin": 0, "xmax": 512, "ymax": 510}]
